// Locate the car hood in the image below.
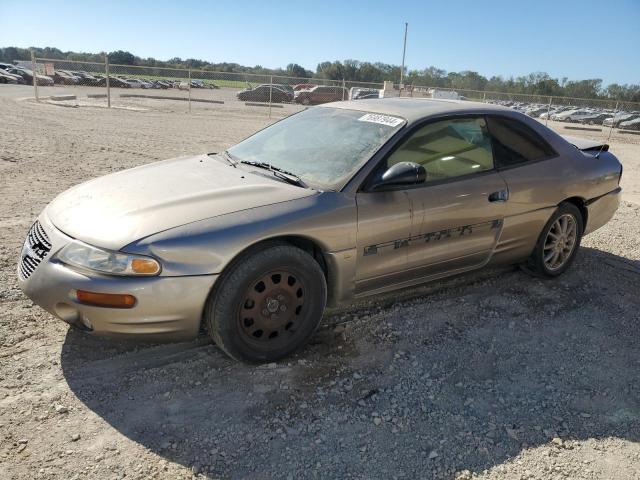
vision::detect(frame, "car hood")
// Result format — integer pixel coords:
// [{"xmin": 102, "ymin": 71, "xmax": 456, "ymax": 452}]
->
[{"xmin": 46, "ymin": 154, "xmax": 316, "ymax": 250}]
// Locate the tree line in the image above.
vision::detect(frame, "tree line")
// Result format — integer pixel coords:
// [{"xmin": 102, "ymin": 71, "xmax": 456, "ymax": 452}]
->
[{"xmin": 1, "ymin": 46, "xmax": 638, "ymax": 102}]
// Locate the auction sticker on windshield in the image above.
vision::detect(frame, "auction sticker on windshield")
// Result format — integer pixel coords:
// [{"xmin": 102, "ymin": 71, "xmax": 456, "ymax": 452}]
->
[{"xmin": 357, "ymin": 113, "xmax": 404, "ymax": 127}]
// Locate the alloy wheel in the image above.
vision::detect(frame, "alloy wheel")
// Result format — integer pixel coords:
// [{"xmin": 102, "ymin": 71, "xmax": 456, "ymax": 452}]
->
[{"xmin": 543, "ymin": 214, "xmax": 578, "ymax": 271}]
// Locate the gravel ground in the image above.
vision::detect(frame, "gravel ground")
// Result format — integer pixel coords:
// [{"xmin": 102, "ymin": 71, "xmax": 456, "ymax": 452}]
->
[{"xmin": 1, "ymin": 88, "xmax": 639, "ymax": 480}]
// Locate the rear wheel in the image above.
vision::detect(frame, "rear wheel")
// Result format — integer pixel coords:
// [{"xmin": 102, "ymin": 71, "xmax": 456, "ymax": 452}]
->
[
  {"xmin": 205, "ymin": 244, "xmax": 327, "ymax": 363},
  {"xmin": 522, "ymin": 203, "xmax": 583, "ymax": 277}
]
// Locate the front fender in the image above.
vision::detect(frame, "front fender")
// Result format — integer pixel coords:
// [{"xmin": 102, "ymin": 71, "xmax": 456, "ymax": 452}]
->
[{"xmin": 122, "ymin": 192, "xmax": 357, "ymax": 277}]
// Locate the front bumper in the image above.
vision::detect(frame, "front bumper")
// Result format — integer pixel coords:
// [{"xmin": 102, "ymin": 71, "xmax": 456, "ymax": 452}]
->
[{"xmin": 18, "ymin": 213, "xmax": 218, "ymax": 341}]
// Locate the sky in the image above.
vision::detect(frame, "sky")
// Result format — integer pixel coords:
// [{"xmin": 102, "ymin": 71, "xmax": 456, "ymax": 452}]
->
[{"xmin": 1, "ymin": 0, "xmax": 638, "ymax": 86}]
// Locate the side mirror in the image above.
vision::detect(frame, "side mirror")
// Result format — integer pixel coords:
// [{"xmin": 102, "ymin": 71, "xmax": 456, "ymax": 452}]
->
[{"xmin": 369, "ymin": 161, "xmax": 426, "ymax": 191}]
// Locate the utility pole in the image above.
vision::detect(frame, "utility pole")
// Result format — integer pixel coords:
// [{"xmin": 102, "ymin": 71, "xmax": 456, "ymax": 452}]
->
[
  {"xmin": 399, "ymin": 22, "xmax": 408, "ymax": 97},
  {"xmin": 105, "ymin": 54, "xmax": 111, "ymax": 108},
  {"xmin": 31, "ymin": 50, "xmax": 38, "ymax": 102},
  {"xmin": 188, "ymin": 67, "xmax": 192, "ymax": 113}
]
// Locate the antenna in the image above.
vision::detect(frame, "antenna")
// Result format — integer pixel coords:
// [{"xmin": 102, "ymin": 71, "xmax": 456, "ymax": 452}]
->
[{"xmin": 596, "ymin": 100, "xmax": 618, "ymax": 159}]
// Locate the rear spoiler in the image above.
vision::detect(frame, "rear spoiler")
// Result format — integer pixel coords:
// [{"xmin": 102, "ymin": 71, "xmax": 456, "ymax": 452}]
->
[{"xmin": 561, "ymin": 135, "xmax": 608, "ymax": 152}]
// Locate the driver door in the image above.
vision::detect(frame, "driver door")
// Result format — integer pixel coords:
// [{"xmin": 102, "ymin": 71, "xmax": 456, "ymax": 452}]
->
[
  {"xmin": 354, "ymin": 190, "xmax": 412, "ymax": 294},
  {"xmin": 355, "ymin": 116, "xmax": 507, "ymax": 293}
]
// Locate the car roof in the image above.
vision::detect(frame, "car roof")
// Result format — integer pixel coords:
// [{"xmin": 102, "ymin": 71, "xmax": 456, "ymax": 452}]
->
[{"xmin": 320, "ymin": 97, "xmax": 513, "ymax": 123}]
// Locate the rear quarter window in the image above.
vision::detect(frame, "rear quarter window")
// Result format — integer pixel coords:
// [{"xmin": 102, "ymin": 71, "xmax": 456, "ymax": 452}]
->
[{"xmin": 487, "ymin": 116, "xmax": 557, "ymax": 168}]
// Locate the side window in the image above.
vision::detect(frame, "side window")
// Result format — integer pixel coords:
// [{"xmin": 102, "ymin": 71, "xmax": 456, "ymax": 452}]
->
[
  {"xmin": 487, "ymin": 116, "xmax": 556, "ymax": 167},
  {"xmin": 386, "ymin": 117, "xmax": 494, "ymax": 183}
]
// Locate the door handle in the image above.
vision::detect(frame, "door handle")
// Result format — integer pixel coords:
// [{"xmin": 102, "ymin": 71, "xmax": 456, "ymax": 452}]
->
[{"xmin": 488, "ymin": 189, "xmax": 509, "ymax": 202}]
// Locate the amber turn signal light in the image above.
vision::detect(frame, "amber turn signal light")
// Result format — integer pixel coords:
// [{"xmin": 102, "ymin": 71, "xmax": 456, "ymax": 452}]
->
[
  {"xmin": 74, "ymin": 290, "xmax": 137, "ymax": 309},
  {"xmin": 130, "ymin": 258, "xmax": 161, "ymax": 275}
]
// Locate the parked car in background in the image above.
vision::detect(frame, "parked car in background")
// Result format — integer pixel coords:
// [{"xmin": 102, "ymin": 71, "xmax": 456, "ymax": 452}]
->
[
  {"xmin": 0, "ymin": 69, "xmax": 19, "ymax": 84},
  {"xmin": 293, "ymin": 83, "xmax": 316, "ymax": 91},
  {"xmin": 525, "ymin": 107, "xmax": 549, "ymax": 118},
  {"xmin": 350, "ymin": 87, "xmax": 381, "ymax": 100},
  {"xmin": 192, "ymin": 79, "xmax": 219, "ymax": 89},
  {"xmin": 538, "ymin": 110, "xmax": 558, "ymax": 120},
  {"xmin": 619, "ymin": 117, "xmax": 640, "ymax": 130},
  {"xmin": 0, "ymin": 68, "xmax": 25, "ymax": 84},
  {"xmin": 550, "ymin": 109, "xmax": 586, "ymax": 122},
  {"xmin": 71, "ymin": 71, "xmax": 103, "ymax": 86},
  {"xmin": 237, "ymin": 84, "xmax": 293, "ymax": 103},
  {"xmin": 603, "ymin": 113, "xmax": 640, "ymax": 127},
  {"xmin": 148, "ymin": 80, "xmax": 170, "ymax": 89},
  {"xmin": 125, "ymin": 78, "xmax": 153, "ymax": 89},
  {"xmin": 294, "ymin": 85, "xmax": 349, "ymax": 105},
  {"xmin": 272, "ymin": 84, "xmax": 294, "ymax": 95},
  {"xmin": 578, "ymin": 112, "xmax": 610, "ymax": 125},
  {"xmin": 564, "ymin": 110, "xmax": 601, "ymax": 123},
  {"xmin": 177, "ymin": 80, "xmax": 218, "ymax": 90},
  {"xmin": 539, "ymin": 106, "xmax": 575, "ymax": 120},
  {"xmin": 52, "ymin": 70, "xmax": 81, "ymax": 85},
  {"xmin": 5, "ymin": 67, "xmax": 54, "ymax": 86},
  {"xmin": 107, "ymin": 77, "xmax": 132, "ymax": 88}
]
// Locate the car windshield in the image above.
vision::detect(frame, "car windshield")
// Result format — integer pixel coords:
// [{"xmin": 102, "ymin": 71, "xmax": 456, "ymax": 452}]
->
[{"xmin": 227, "ymin": 107, "xmax": 404, "ymax": 190}]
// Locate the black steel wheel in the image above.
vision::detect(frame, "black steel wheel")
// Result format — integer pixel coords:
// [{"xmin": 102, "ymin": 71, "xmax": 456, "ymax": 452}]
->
[{"xmin": 205, "ymin": 243, "xmax": 327, "ymax": 363}]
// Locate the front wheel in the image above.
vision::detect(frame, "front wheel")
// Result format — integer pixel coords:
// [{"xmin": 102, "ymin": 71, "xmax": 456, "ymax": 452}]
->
[
  {"xmin": 522, "ymin": 203, "xmax": 583, "ymax": 277},
  {"xmin": 205, "ymin": 244, "xmax": 327, "ymax": 363}
]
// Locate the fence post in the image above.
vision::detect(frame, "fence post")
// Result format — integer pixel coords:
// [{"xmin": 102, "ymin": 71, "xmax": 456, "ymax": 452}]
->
[
  {"xmin": 268, "ymin": 75, "xmax": 273, "ymax": 119},
  {"xmin": 545, "ymin": 96, "xmax": 553, "ymax": 127},
  {"xmin": 482, "ymin": 92, "xmax": 486, "ymax": 103},
  {"xmin": 188, "ymin": 68, "xmax": 192, "ymax": 113},
  {"xmin": 607, "ymin": 101, "xmax": 619, "ymax": 141},
  {"xmin": 342, "ymin": 79, "xmax": 346, "ymax": 101},
  {"xmin": 105, "ymin": 55, "xmax": 111, "ymax": 108},
  {"xmin": 31, "ymin": 50, "xmax": 38, "ymax": 102}
]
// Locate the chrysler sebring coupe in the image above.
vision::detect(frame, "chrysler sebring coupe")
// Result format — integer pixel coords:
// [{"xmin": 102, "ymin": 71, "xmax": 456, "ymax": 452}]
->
[{"xmin": 18, "ymin": 98, "xmax": 622, "ymax": 362}]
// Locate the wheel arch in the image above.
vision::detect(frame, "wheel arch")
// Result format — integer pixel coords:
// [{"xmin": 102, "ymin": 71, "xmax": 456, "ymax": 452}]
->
[
  {"xmin": 204, "ymin": 235, "xmax": 333, "ymax": 326},
  {"xmin": 560, "ymin": 196, "xmax": 588, "ymax": 231}
]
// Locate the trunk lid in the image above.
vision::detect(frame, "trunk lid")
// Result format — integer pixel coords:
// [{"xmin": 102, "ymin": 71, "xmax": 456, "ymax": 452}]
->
[{"xmin": 562, "ymin": 135, "xmax": 608, "ymax": 152}]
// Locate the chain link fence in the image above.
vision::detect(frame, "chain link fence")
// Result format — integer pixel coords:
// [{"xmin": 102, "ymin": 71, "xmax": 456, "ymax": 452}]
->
[
  {"xmin": 18, "ymin": 56, "xmax": 640, "ymax": 136},
  {"xmin": 398, "ymin": 84, "xmax": 640, "ymax": 136}
]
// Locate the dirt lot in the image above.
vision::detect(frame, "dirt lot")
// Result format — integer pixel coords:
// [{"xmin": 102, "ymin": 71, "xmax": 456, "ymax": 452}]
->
[{"xmin": 1, "ymin": 86, "xmax": 639, "ymax": 480}]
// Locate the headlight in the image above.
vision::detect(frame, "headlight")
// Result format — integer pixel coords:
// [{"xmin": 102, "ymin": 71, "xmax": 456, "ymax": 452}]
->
[{"xmin": 56, "ymin": 241, "xmax": 161, "ymax": 276}]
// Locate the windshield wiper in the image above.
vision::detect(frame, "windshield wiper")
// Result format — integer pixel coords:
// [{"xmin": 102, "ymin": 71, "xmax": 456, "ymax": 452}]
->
[
  {"xmin": 210, "ymin": 150, "xmax": 237, "ymax": 167},
  {"xmin": 239, "ymin": 160, "xmax": 308, "ymax": 188}
]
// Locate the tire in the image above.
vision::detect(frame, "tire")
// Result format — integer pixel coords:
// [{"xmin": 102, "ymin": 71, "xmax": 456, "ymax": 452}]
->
[
  {"xmin": 205, "ymin": 244, "xmax": 327, "ymax": 363},
  {"xmin": 522, "ymin": 202, "xmax": 583, "ymax": 277},
  {"xmin": 301, "ymin": 97, "xmax": 311, "ymax": 106}
]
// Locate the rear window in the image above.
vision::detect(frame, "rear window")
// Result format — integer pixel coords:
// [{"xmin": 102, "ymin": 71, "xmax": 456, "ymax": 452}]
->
[{"xmin": 487, "ymin": 116, "xmax": 556, "ymax": 167}]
